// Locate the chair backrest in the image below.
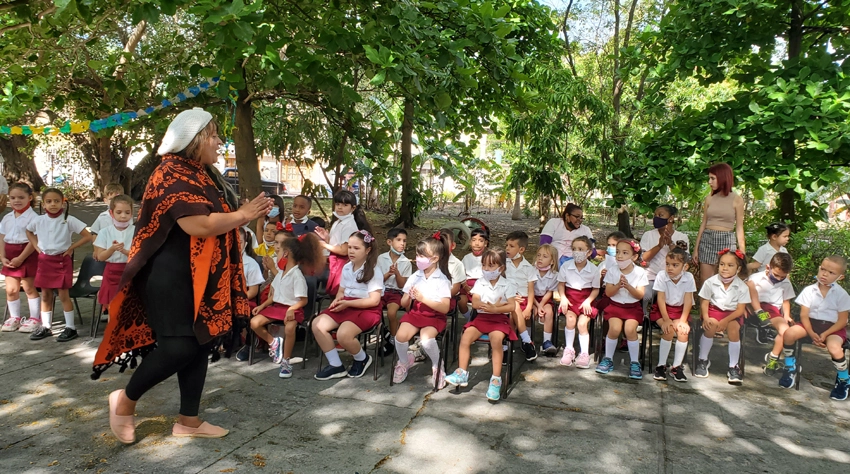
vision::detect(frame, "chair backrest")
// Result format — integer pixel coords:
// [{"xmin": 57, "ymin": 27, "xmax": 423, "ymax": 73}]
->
[{"xmin": 72, "ymin": 254, "xmax": 107, "ymax": 291}]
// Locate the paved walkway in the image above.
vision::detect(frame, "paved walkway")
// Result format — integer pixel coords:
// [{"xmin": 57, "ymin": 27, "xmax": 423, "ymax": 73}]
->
[{"xmin": 1, "ymin": 204, "xmax": 849, "ymax": 473}]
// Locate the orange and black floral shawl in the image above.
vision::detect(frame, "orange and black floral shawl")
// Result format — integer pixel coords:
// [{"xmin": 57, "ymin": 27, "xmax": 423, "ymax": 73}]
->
[{"xmin": 92, "ymin": 154, "xmax": 249, "ymax": 379}]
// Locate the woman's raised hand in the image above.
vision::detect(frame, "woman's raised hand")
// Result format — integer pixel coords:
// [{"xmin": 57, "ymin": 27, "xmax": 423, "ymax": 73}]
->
[{"xmin": 240, "ymin": 193, "xmax": 274, "ymax": 222}]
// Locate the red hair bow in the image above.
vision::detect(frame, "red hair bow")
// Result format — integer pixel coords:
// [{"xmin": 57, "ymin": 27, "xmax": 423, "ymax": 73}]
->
[
  {"xmin": 276, "ymin": 222, "xmax": 294, "ymax": 232},
  {"xmin": 717, "ymin": 248, "xmax": 745, "ymax": 260},
  {"xmin": 276, "ymin": 221, "xmax": 283, "ymax": 231},
  {"xmin": 433, "ymin": 231, "xmax": 441, "ymax": 239}
]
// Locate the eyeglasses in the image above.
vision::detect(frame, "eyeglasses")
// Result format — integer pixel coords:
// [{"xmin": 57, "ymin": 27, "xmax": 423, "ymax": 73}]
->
[{"xmin": 570, "ymin": 214, "xmax": 584, "ymax": 220}]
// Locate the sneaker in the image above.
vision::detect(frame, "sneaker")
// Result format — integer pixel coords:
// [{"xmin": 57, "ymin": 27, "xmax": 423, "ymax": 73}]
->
[
  {"xmin": 829, "ymin": 377, "xmax": 849, "ymax": 401},
  {"xmin": 559, "ymin": 348, "xmax": 576, "ymax": 367},
  {"xmin": 486, "ymin": 376, "xmax": 502, "ymax": 401},
  {"xmin": 727, "ymin": 365, "xmax": 743, "ymax": 385},
  {"xmin": 56, "ymin": 327, "xmax": 78, "ymax": 342},
  {"xmin": 670, "ymin": 365, "xmax": 687, "ymax": 382},
  {"xmin": 522, "ymin": 342, "xmax": 537, "ymax": 361},
  {"xmin": 629, "ymin": 361, "xmax": 643, "ymax": 380},
  {"xmin": 755, "ymin": 327, "xmax": 774, "ymax": 345},
  {"xmin": 779, "ymin": 367, "xmax": 797, "ymax": 389},
  {"xmin": 653, "ymin": 365, "xmax": 667, "ymax": 381},
  {"xmin": 694, "ymin": 359, "xmax": 710, "ymax": 378},
  {"xmin": 29, "ymin": 325, "xmax": 52, "ymax": 341},
  {"xmin": 444, "ymin": 368, "xmax": 469, "ymax": 387},
  {"xmin": 235, "ymin": 344, "xmax": 250, "ymax": 362},
  {"xmin": 1, "ymin": 317, "xmax": 21, "ymax": 332},
  {"xmin": 595, "ymin": 357, "xmax": 614, "ymax": 374},
  {"xmin": 432, "ymin": 366, "xmax": 447, "ymax": 390},
  {"xmin": 347, "ymin": 354, "xmax": 373, "ymax": 378},
  {"xmin": 269, "ymin": 336, "xmax": 284, "ymax": 364},
  {"xmin": 542, "ymin": 340, "xmax": 557, "ymax": 356},
  {"xmin": 18, "ymin": 318, "xmax": 40, "ymax": 333},
  {"xmin": 393, "ymin": 359, "xmax": 414, "ymax": 384},
  {"xmin": 575, "ymin": 352, "xmax": 591, "ymax": 369},
  {"xmin": 278, "ymin": 359, "xmax": 293, "ymax": 378},
  {"xmin": 314, "ymin": 364, "xmax": 347, "ymax": 381},
  {"xmin": 763, "ymin": 352, "xmax": 781, "ymax": 375}
]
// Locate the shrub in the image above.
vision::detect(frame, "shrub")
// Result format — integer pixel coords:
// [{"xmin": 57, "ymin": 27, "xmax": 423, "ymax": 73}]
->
[{"xmin": 786, "ymin": 224, "xmax": 850, "ymax": 292}]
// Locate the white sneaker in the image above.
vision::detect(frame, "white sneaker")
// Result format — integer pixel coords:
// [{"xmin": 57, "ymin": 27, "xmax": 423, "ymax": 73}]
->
[
  {"xmin": 1, "ymin": 317, "xmax": 21, "ymax": 332},
  {"xmin": 18, "ymin": 318, "xmax": 40, "ymax": 333}
]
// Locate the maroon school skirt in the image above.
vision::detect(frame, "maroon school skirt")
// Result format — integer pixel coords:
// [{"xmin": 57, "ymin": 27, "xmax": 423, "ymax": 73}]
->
[
  {"xmin": 761, "ymin": 303, "xmax": 782, "ymax": 319},
  {"xmin": 463, "ymin": 278, "xmax": 477, "ymax": 297},
  {"xmin": 322, "ymin": 296, "xmax": 381, "ymax": 331},
  {"xmin": 325, "ymin": 254, "xmax": 348, "ymax": 297},
  {"xmin": 810, "ymin": 320, "xmax": 847, "ymax": 344},
  {"xmin": 97, "ymin": 262, "xmax": 126, "ymax": 305},
  {"xmin": 1, "ymin": 243, "xmax": 38, "ymax": 278},
  {"xmin": 382, "ymin": 289, "xmax": 404, "ymax": 307},
  {"xmin": 464, "ymin": 312, "xmax": 518, "ymax": 341},
  {"xmin": 261, "ymin": 303, "xmax": 305, "ymax": 324},
  {"xmin": 534, "ymin": 294, "xmax": 554, "ymax": 308},
  {"xmin": 707, "ymin": 304, "xmax": 742, "ymax": 325},
  {"xmin": 564, "ymin": 287, "xmax": 598, "ymax": 317},
  {"xmin": 401, "ymin": 300, "xmax": 447, "ymax": 333},
  {"xmin": 596, "ymin": 295, "xmax": 611, "ymax": 313},
  {"xmin": 34, "ymin": 253, "xmax": 72, "ymax": 289},
  {"xmin": 649, "ymin": 303, "xmax": 685, "ymax": 322},
  {"xmin": 603, "ymin": 300, "xmax": 643, "ymax": 322}
]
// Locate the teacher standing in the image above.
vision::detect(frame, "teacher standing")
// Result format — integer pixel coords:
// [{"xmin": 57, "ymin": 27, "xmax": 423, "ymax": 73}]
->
[
  {"xmin": 692, "ymin": 162, "xmax": 745, "ymax": 283},
  {"xmin": 92, "ymin": 108, "xmax": 272, "ymax": 444}
]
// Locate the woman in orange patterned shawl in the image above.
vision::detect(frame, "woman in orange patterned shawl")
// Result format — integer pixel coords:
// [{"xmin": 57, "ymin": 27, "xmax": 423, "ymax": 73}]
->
[{"xmin": 94, "ymin": 108, "xmax": 272, "ymax": 443}]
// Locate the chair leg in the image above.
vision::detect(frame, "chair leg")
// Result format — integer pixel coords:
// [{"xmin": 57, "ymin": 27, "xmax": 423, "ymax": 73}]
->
[
  {"xmin": 740, "ymin": 322, "xmax": 746, "ymax": 377},
  {"xmin": 389, "ymin": 341, "xmax": 399, "ymax": 387},
  {"xmin": 794, "ymin": 339, "xmax": 803, "ymax": 391},
  {"xmin": 501, "ymin": 340, "xmax": 513, "ymax": 400},
  {"xmin": 91, "ymin": 303, "xmax": 103, "ymax": 338},
  {"xmin": 639, "ymin": 318, "xmax": 649, "ymax": 371},
  {"xmin": 373, "ymin": 322, "xmax": 382, "ymax": 381},
  {"xmin": 301, "ymin": 322, "xmax": 311, "ymax": 370},
  {"xmin": 72, "ymin": 298, "xmax": 83, "ymax": 326},
  {"xmin": 552, "ymin": 311, "xmax": 561, "ymax": 349},
  {"xmin": 692, "ymin": 323, "xmax": 701, "ymax": 377}
]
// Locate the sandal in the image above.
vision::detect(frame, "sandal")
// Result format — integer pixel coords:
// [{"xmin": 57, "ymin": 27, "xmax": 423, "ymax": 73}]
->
[{"xmin": 172, "ymin": 421, "xmax": 229, "ymax": 438}]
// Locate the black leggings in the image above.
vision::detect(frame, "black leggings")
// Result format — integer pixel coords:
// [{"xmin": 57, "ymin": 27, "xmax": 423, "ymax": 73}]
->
[{"xmin": 125, "ymin": 335, "xmax": 210, "ymax": 417}]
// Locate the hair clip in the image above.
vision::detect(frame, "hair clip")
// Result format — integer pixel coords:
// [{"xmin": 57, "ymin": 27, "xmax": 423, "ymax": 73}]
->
[
  {"xmin": 276, "ymin": 222, "xmax": 283, "ymax": 231},
  {"xmin": 626, "ymin": 240, "xmax": 640, "ymax": 253},
  {"xmin": 433, "ymin": 231, "xmax": 441, "ymax": 239},
  {"xmin": 359, "ymin": 230, "xmax": 374, "ymax": 243},
  {"xmin": 717, "ymin": 248, "xmax": 745, "ymax": 260}
]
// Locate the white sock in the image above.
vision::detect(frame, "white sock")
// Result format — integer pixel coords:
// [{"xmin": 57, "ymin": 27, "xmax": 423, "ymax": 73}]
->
[
  {"xmin": 543, "ymin": 331, "xmax": 552, "ymax": 343},
  {"xmin": 7, "ymin": 299, "xmax": 21, "ymax": 319},
  {"xmin": 627, "ymin": 339, "xmax": 639, "ymax": 363},
  {"xmin": 520, "ymin": 330, "xmax": 531, "ymax": 344},
  {"xmin": 353, "ymin": 349, "xmax": 367, "ymax": 361},
  {"xmin": 64, "ymin": 310, "xmax": 75, "ymax": 331},
  {"xmin": 605, "ymin": 337, "xmax": 618, "ymax": 359},
  {"xmin": 728, "ymin": 341, "xmax": 741, "ymax": 367},
  {"xmin": 39, "ymin": 311, "xmax": 51, "ymax": 325},
  {"xmin": 699, "ymin": 335, "xmax": 713, "ymax": 360},
  {"xmin": 420, "ymin": 338, "xmax": 440, "ymax": 369},
  {"xmin": 673, "ymin": 340, "xmax": 688, "ymax": 367},
  {"xmin": 565, "ymin": 328, "xmax": 576, "ymax": 350},
  {"xmin": 325, "ymin": 349, "xmax": 343, "ymax": 367},
  {"xmin": 28, "ymin": 297, "xmax": 40, "ymax": 319},
  {"xmin": 579, "ymin": 334, "xmax": 590, "ymax": 355},
  {"xmin": 395, "ymin": 340, "xmax": 410, "ymax": 365},
  {"xmin": 658, "ymin": 339, "xmax": 672, "ymax": 366}
]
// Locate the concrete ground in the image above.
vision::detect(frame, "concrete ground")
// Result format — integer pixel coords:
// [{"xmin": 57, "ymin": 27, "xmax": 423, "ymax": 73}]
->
[{"xmin": 1, "ymin": 203, "xmax": 849, "ymax": 473}]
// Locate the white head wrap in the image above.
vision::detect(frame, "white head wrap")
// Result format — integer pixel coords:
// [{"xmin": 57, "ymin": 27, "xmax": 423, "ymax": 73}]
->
[{"xmin": 156, "ymin": 107, "xmax": 213, "ymax": 156}]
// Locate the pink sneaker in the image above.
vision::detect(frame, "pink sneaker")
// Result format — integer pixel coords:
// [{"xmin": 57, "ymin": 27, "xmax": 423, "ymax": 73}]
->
[
  {"xmin": 393, "ymin": 359, "xmax": 414, "ymax": 384},
  {"xmin": 18, "ymin": 318, "xmax": 40, "ymax": 333},
  {"xmin": 575, "ymin": 352, "xmax": 591, "ymax": 369},
  {"xmin": 560, "ymin": 348, "xmax": 576, "ymax": 366},
  {"xmin": 1, "ymin": 317, "xmax": 21, "ymax": 332},
  {"xmin": 432, "ymin": 366, "xmax": 447, "ymax": 390}
]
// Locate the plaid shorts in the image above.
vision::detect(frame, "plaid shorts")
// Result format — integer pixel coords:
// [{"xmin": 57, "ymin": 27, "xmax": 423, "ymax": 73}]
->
[{"xmin": 698, "ymin": 229, "xmax": 736, "ymax": 265}]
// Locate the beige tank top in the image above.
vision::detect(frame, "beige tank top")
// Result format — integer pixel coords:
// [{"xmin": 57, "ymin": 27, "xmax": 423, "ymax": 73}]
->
[{"xmin": 705, "ymin": 191, "xmax": 737, "ymax": 229}]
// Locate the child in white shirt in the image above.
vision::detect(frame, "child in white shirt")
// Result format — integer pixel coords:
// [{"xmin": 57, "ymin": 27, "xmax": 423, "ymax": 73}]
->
[
  {"xmin": 377, "ymin": 228, "xmax": 412, "ymax": 340},
  {"xmin": 648, "ymin": 247, "xmax": 696, "ymax": 382},
  {"xmin": 505, "ymin": 231, "xmax": 538, "ymax": 362},
  {"xmin": 93, "ymin": 195, "xmax": 135, "ymax": 309},
  {"xmin": 459, "ymin": 228, "xmax": 489, "ymax": 318},
  {"xmin": 0, "ymin": 183, "xmax": 41, "ymax": 332},
  {"xmin": 557, "ymin": 236, "xmax": 600, "ymax": 369},
  {"xmin": 533, "ymin": 244, "xmax": 559, "ymax": 356}
]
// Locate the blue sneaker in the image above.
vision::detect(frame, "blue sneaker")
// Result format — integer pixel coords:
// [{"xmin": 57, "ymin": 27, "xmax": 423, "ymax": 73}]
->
[
  {"xmin": 629, "ymin": 361, "xmax": 643, "ymax": 380},
  {"xmin": 444, "ymin": 368, "xmax": 469, "ymax": 387},
  {"xmin": 279, "ymin": 359, "xmax": 293, "ymax": 379},
  {"xmin": 778, "ymin": 366, "xmax": 797, "ymax": 389},
  {"xmin": 596, "ymin": 357, "xmax": 614, "ymax": 374},
  {"xmin": 542, "ymin": 340, "xmax": 557, "ymax": 356},
  {"xmin": 269, "ymin": 336, "xmax": 284, "ymax": 364},
  {"xmin": 830, "ymin": 377, "xmax": 849, "ymax": 401},
  {"xmin": 347, "ymin": 354, "xmax": 373, "ymax": 378},
  {"xmin": 486, "ymin": 376, "xmax": 502, "ymax": 401},
  {"xmin": 314, "ymin": 364, "xmax": 347, "ymax": 381}
]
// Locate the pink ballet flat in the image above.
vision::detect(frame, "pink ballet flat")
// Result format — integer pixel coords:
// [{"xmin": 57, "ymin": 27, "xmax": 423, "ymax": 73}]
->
[
  {"xmin": 172, "ymin": 421, "xmax": 229, "ymax": 438},
  {"xmin": 108, "ymin": 390, "xmax": 136, "ymax": 444}
]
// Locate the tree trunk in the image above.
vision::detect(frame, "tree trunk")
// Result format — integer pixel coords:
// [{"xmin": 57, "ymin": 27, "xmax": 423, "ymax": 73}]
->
[
  {"xmin": 511, "ymin": 185, "xmax": 522, "ymax": 220},
  {"xmin": 234, "ymin": 86, "xmax": 263, "ymax": 200},
  {"xmin": 778, "ymin": 0, "xmax": 803, "ymax": 229},
  {"xmin": 617, "ymin": 205, "xmax": 633, "ymax": 237},
  {"xmin": 397, "ymin": 99, "xmax": 415, "ymax": 227},
  {"xmin": 0, "ymin": 135, "xmax": 44, "ymax": 190},
  {"xmin": 129, "ymin": 149, "xmax": 162, "ymax": 201}
]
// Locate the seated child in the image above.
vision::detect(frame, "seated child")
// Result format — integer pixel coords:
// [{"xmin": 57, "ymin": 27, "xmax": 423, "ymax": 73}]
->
[
  {"xmin": 752, "ymin": 253, "xmax": 796, "ymax": 375},
  {"xmin": 283, "ymin": 195, "xmax": 319, "ymax": 237},
  {"xmin": 557, "ymin": 236, "xmax": 600, "ymax": 369},
  {"xmin": 505, "ymin": 231, "xmax": 538, "ymax": 361},
  {"xmin": 89, "ymin": 183, "xmax": 125, "ymax": 236},
  {"xmin": 533, "ymin": 244, "xmax": 559, "ymax": 356},
  {"xmin": 648, "ymin": 247, "xmax": 696, "ymax": 382},
  {"xmin": 460, "ymin": 228, "xmax": 489, "ymax": 318},
  {"xmin": 377, "ymin": 228, "xmax": 412, "ymax": 340},
  {"xmin": 747, "ymin": 223, "xmax": 791, "ymax": 323},
  {"xmin": 255, "ymin": 221, "xmax": 278, "ymax": 257}
]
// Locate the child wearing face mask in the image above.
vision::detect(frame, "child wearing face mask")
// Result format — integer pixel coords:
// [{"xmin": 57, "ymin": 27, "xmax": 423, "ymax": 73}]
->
[
  {"xmin": 315, "ymin": 190, "xmax": 373, "ymax": 298},
  {"xmin": 640, "ymin": 205, "xmax": 689, "ymax": 314},
  {"xmin": 256, "ymin": 195, "xmax": 285, "ymax": 243},
  {"xmin": 460, "ymin": 228, "xmax": 490, "ymax": 319},
  {"xmin": 648, "ymin": 247, "xmax": 696, "ymax": 382},
  {"xmin": 238, "ymin": 227, "xmax": 265, "ymax": 301},
  {"xmin": 596, "ymin": 239, "xmax": 648, "ymax": 379},
  {"xmin": 377, "ymin": 228, "xmax": 412, "ymax": 343},
  {"xmin": 282, "ymin": 195, "xmax": 319, "ymax": 237},
  {"xmin": 93, "ymin": 195, "xmax": 135, "ymax": 311},
  {"xmin": 596, "ymin": 231, "xmax": 627, "ymax": 314},
  {"xmin": 533, "ymin": 244, "xmax": 559, "ymax": 356},
  {"xmin": 255, "ymin": 221, "xmax": 278, "ymax": 257},
  {"xmin": 751, "ymin": 253, "xmax": 796, "ymax": 376},
  {"xmin": 747, "ymin": 223, "xmax": 791, "ymax": 326},
  {"xmin": 392, "ymin": 234, "xmax": 453, "ymax": 388},
  {"xmin": 695, "ymin": 249, "xmax": 751, "ymax": 384},
  {"xmin": 557, "ymin": 236, "xmax": 600, "ymax": 369},
  {"xmin": 505, "ymin": 231, "xmax": 538, "ymax": 362}
]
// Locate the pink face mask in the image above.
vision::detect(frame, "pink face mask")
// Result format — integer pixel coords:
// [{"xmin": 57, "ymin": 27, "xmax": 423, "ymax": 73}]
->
[
  {"xmin": 616, "ymin": 259, "xmax": 633, "ymax": 270},
  {"xmin": 415, "ymin": 256, "xmax": 432, "ymax": 271}
]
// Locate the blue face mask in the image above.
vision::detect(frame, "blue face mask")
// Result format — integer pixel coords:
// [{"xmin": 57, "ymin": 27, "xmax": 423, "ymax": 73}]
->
[
  {"xmin": 268, "ymin": 206, "xmax": 280, "ymax": 218},
  {"xmin": 606, "ymin": 246, "xmax": 617, "ymax": 257},
  {"xmin": 390, "ymin": 247, "xmax": 404, "ymax": 256},
  {"xmin": 768, "ymin": 271, "xmax": 785, "ymax": 285}
]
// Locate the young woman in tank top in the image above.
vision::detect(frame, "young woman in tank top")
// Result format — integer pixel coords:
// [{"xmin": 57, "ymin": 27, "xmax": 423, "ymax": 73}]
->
[{"xmin": 692, "ymin": 163, "xmax": 746, "ymax": 284}]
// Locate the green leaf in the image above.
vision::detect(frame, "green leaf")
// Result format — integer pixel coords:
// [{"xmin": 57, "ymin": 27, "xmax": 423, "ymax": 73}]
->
[
  {"xmin": 435, "ymin": 91, "xmax": 452, "ymax": 109},
  {"xmin": 370, "ymin": 70, "xmax": 386, "ymax": 86},
  {"xmin": 748, "ymin": 101, "xmax": 760, "ymax": 113},
  {"xmin": 363, "ymin": 45, "xmax": 381, "ymax": 65}
]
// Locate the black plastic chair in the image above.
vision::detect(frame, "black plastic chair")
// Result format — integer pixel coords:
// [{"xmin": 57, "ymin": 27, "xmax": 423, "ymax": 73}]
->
[
  {"xmin": 389, "ymin": 322, "xmax": 451, "ymax": 392},
  {"xmin": 64, "ymin": 254, "xmax": 106, "ymax": 337},
  {"xmin": 315, "ymin": 319, "xmax": 385, "ymax": 381},
  {"xmin": 691, "ymin": 313, "xmax": 747, "ymax": 378}
]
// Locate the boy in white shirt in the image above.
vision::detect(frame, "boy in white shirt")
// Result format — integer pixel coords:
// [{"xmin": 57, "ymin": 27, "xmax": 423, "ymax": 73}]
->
[
  {"xmin": 376, "ymin": 228, "xmax": 412, "ymax": 343},
  {"xmin": 89, "ymin": 183, "xmax": 125, "ymax": 235},
  {"xmin": 505, "ymin": 231, "xmax": 538, "ymax": 361},
  {"xmin": 751, "ymin": 253, "xmax": 797, "ymax": 375}
]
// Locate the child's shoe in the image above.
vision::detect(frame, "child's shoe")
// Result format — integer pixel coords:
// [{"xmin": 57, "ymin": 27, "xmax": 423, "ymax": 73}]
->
[
  {"xmin": 727, "ymin": 365, "xmax": 743, "ymax": 385},
  {"xmin": 486, "ymin": 376, "xmax": 502, "ymax": 401},
  {"xmin": 393, "ymin": 359, "xmax": 414, "ymax": 384},
  {"xmin": 1, "ymin": 317, "xmax": 21, "ymax": 332},
  {"xmin": 670, "ymin": 365, "xmax": 687, "ymax": 382},
  {"xmin": 629, "ymin": 361, "xmax": 643, "ymax": 380},
  {"xmin": 269, "ymin": 336, "xmax": 284, "ymax": 364},
  {"xmin": 595, "ymin": 357, "xmax": 614, "ymax": 374},
  {"xmin": 694, "ymin": 359, "xmax": 710, "ymax": 378},
  {"xmin": 522, "ymin": 342, "xmax": 537, "ymax": 361},
  {"xmin": 575, "ymin": 352, "xmax": 591, "ymax": 369},
  {"xmin": 444, "ymin": 368, "xmax": 469, "ymax": 387},
  {"xmin": 279, "ymin": 359, "xmax": 293, "ymax": 378},
  {"xmin": 763, "ymin": 352, "xmax": 781, "ymax": 376},
  {"xmin": 314, "ymin": 364, "xmax": 347, "ymax": 380},
  {"xmin": 432, "ymin": 366, "xmax": 447, "ymax": 390},
  {"xmin": 559, "ymin": 348, "xmax": 576, "ymax": 367},
  {"xmin": 18, "ymin": 318, "xmax": 39, "ymax": 333},
  {"xmin": 830, "ymin": 377, "xmax": 849, "ymax": 401},
  {"xmin": 653, "ymin": 365, "xmax": 667, "ymax": 381},
  {"xmin": 29, "ymin": 325, "xmax": 52, "ymax": 340},
  {"xmin": 778, "ymin": 366, "xmax": 797, "ymax": 389},
  {"xmin": 541, "ymin": 340, "xmax": 557, "ymax": 356}
]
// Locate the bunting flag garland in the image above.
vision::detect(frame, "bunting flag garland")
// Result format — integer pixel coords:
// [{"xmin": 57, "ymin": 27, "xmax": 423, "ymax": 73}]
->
[{"xmin": 0, "ymin": 76, "xmax": 220, "ymax": 136}]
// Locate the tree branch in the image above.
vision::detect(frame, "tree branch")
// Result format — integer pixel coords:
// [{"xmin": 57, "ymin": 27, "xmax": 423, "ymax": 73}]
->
[
  {"xmin": 561, "ymin": 0, "xmax": 578, "ymax": 77},
  {"xmin": 114, "ymin": 20, "xmax": 147, "ymax": 80},
  {"xmin": 0, "ymin": 22, "xmax": 30, "ymax": 36}
]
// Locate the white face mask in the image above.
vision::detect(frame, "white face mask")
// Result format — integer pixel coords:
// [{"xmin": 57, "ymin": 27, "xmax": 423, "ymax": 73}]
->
[
  {"xmin": 333, "ymin": 211, "xmax": 354, "ymax": 220},
  {"xmin": 482, "ymin": 269, "xmax": 501, "ymax": 281},
  {"xmin": 511, "ymin": 252, "xmax": 522, "ymax": 260},
  {"xmin": 616, "ymin": 259, "xmax": 633, "ymax": 270},
  {"xmin": 572, "ymin": 252, "xmax": 587, "ymax": 264}
]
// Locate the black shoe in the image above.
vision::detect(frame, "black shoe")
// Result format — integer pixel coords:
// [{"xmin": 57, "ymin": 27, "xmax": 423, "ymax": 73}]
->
[
  {"xmin": 653, "ymin": 365, "xmax": 668, "ymax": 381},
  {"xmin": 694, "ymin": 359, "xmax": 710, "ymax": 378},
  {"xmin": 235, "ymin": 344, "xmax": 250, "ymax": 361},
  {"xmin": 522, "ymin": 342, "xmax": 537, "ymax": 361},
  {"xmin": 56, "ymin": 327, "xmax": 78, "ymax": 342},
  {"xmin": 314, "ymin": 364, "xmax": 347, "ymax": 380},
  {"xmin": 348, "ymin": 354, "xmax": 373, "ymax": 378},
  {"xmin": 617, "ymin": 339, "xmax": 629, "ymax": 352},
  {"xmin": 670, "ymin": 365, "xmax": 688, "ymax": 382},
  {"xmin": 727, "ymin": 365, "xmax": 743, "ymax": 385},
  {"xmin": 379, "ymin": 340, "xmax": 395, "ymax": 357},
  {"xmin": 30, "ymin": 325, "xmax": 53, "ymax": 341}
]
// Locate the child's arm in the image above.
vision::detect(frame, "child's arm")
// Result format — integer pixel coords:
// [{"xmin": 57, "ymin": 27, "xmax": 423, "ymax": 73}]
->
[
  {"xmin": 700, "ymin": 299, "xmax": 709, "ymax": 321},
  {"xmin": 401, "ymin": 293, "xmax": 411, "ymax": 310},
  {"xmin": 692, "ymin": 201, "xmax": 709, "ymax": 264},
  {"xmin": 94, "ymin": 240, "xmax": 124, "ymax": 261},
  {"xmin": 781, "ymin": 299, "xmax": 793, "ymax": 324},
  {"xmin": 746, "ymin": 259, "xmax": 761, "ymax": 271},
  {"xmin": 522, "ymin": 282, "xmax": 534, "ymax": 317},
  {"xmin": 557, "ymin": 282, "xmax": 570, "ymax": 313},
  {"xmin": 680, "ymin": 293, "xmax": 694, "ymax": 330},
  {"xmin": 321, "ymin": 240, "xmax": 348, "ymax": 257},
  {"xmin": 539, "ymin": 290, "xmax": 553, "ymax": 308},
  {"xmin": 252, "ymin": 287, "xmax": 275, "ymax": 315},
  {"xmin": 25, "ymin": 230, "xmax": 41, "ymax": 254},
  {"xmin": 332, "ymin": 290, "xmax": 381, "ymax": 310},
  {"xmin": 246, "ymin": 284, "xmax": 259, "ymax": 301},
  {"xmin": 622, "ymin": 279, "xmax": 645, "ymax": 300},
  {"xmin": 394, "ymin": 264, "xmax": 409, "ymax": 288},
  {"xmin": 471, "ymin": 293, "xmax": 484, "ymax": 311},
  {"xmin": 723, "ymin": 303, "xmax": 748, "ymax": 325},
  {"xmin": 491, "ymin": 296, "xmax": 516, "ymax": 314},
  {"xmin": 818, "ymin": 310, "xmax": 848, "ymax": 340},
  {"xmin": 605, "ymin": 282, "xmax": 619, "ymax": 297},
  {"xmin": 580, "ymin": 288, "xmax": 599, "ymax": 315},
  {"xmin": 414, "ymin": 293, "xmax": 450, "ymax": 314},
  {"xmin": 63, "ymin": 229, "xmax": 93, "ymax": 257},
  {"xmin": 657, "ymin": 291, "xmax": 671, "ymax": 321}
]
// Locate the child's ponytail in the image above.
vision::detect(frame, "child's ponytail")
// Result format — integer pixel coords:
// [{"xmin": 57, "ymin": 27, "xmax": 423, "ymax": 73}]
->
[
  {"xmin": 282, "ymin": 233, "xmax": 326, "ymax": 277},
  {"xmin": 423, "ymin": 230, "xmax": 451, "ymax": 278},
  {"xmin": 352, "ymin": 206, "xmax": 373, "ymax": 236}
]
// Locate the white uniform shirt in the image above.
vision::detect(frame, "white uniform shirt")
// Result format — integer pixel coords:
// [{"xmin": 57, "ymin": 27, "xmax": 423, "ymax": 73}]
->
[
  {"xmin": 604, "ymin": 264, "xmax": 649, "ymax": 304},
  {"xmin": 639, "ymin": 229, "xmax": 689, "ymax": 281},
  {"xmin": 558, "ymin": 260, "xmax": 601, "ymax": 290},
  {"xmin": 0, "ymin": 207, "xmax": 38, "ymax": 244},
  {"xmin": 540, "ymin": 219, "xmax": 594, "ymax": 260},
  {"xmin": 376, "ymin": 252, "xmax": 412, "ymax": 291},
  {"xmin": 461, "ymin": 252, "xmax": 483, "ymax": 279},
  {"xmin": 652, "ymin": 271, "xmax": 697, "ymax": 307},
  {"xmin": 26, "ymin": 215, "xmax": 87, "ymax": 256},
  {"xmin": 448, "ymin": 254, "xmax": 466, "ymax": 286},
  {"xmin": 403, "ymin": 268, "xmax": 452, "ymax": 302},
  {"xmin": 340, "ymin": 261, "xmax": 384, "ymax": 298},
  {"xmin": 93, "ymin": 224, "xmax": 135, "ymax": 263},
  {"xmin": 795, "ymin": 283, "xmax": 850, "ymax": 324},
  {"xmin": 242, "ymin": 253, "xmax": 265, "ymax": 288},
  {"xmin": 271, "ymin": 264, "xmax": 308, "ymax": 305},
  {"xmin": 534, "ymin": 269, "xmax": 559, "ymax": 297},
  {"xmin": 505, "ymin": 257, "xmax": 538, "ymax": 297},
  {"xmin": 471, "ymin": 276, "xmax": 517, "ymax": 306},
  {"xmin": 329, "ymin": 214, "xmax": 359, "ymax": 246},
  {"xmin": 749, "ymin": 271, "xmax": 795, "ymax": 308},
  {"xmin": 89, "ymin": 211, "xmax": 111, "ymax": 234},
  {"xmin": 698, "ymin": 275, "xmax": 752, "ymax": 311},
  {"xmin": 752, "ymin": 244, "xmax": 788, "ymax": 273}
]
